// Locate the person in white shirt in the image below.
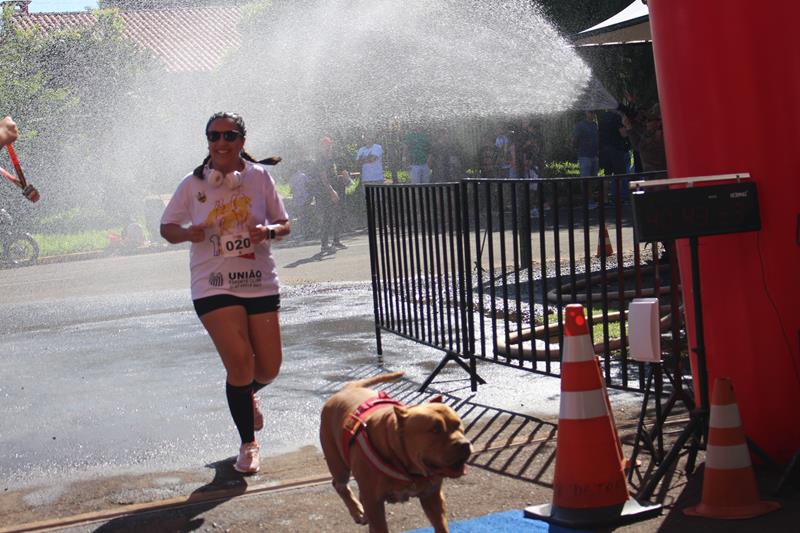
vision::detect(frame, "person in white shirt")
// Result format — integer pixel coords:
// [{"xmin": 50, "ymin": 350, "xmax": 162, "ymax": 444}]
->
[
  {"xmin": 355, "ymin": 141, "xmax": 384, "ymax": 185},
  {"xmin": 160, "ymin": 112, "xmax": 290, "ymax": 475}
]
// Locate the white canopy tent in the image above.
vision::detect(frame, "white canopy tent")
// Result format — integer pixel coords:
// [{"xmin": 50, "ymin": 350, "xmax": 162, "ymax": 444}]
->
[{"xmin": 573, "ymin": 0, "xmax": 650, "ymax": 47}]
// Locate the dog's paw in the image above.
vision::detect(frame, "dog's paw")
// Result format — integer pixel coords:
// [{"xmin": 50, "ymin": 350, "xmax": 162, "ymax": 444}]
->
[{"xmin": 353, "ymin": 512, "xmax": 368, "ymax": 525}]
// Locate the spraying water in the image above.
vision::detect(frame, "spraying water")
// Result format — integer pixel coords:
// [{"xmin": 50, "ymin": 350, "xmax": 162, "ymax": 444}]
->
[
  {"xmin": 6, "ymin": 0, "xmax": 615, "ymax": 223},
  {"xmin": 216, "ymin": 0, "xmax": 615, "ymax": 133}
]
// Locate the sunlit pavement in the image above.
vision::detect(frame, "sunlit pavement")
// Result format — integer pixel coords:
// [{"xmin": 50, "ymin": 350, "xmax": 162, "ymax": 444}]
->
[{"xmin": 1, "ymin": 232, "xmax": 643, "ymax": 492}]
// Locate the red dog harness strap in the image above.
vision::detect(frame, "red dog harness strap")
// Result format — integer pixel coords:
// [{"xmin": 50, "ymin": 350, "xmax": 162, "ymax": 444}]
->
[{"xmin": 341, "ymin": 391, "xmax": 412, "ymax": 482}]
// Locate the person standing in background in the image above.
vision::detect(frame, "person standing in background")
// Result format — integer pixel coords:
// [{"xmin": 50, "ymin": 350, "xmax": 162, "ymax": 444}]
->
[
  {"xmin": 623, "ymin": 103, "xmax": 666, "ymax": 172},
  {"xmin": 598, "ymin": 109, "xmax": 631, "ymax": 203},
  {"xmin": 313, "ymin": 136, "xmax": 349, "ymax": 253},
  {"xmin": 430, "ymin": 128, "xmax": 462, "ymax": 183},
  {"xmin": 493, "ymin": 124, "xmax": 517, "ymax": 179},
  {"xmin": 598, "ymin": 109, "xmax": 630, "ymax": 176},
  {"xmin": 574, "ymin": 110, "xmax": 599, "ymax": 177},
  {"xmin": 403, "ymin": 128, "xmax": 432, "ymax": 184},
  {"xmin": 574, "ymin": 110, "xmax": 600, "ymax": 209},
  {"xmin": 356, "ymin": 138, "xmax": 384, "ymax": 186}
]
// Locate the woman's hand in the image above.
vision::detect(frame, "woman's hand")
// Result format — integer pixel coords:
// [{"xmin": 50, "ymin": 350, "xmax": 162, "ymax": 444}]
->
[
  {"xmin": 250, "ymin": 221, "xmax": 291, "ymax": 244},
  {"xmin": 250, "ymin": 224, "xmax": 271, "ymax": 245}
]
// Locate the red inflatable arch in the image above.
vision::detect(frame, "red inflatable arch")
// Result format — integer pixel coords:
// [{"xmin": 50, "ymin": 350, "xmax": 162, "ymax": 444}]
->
[{"xmin": 648, "ymin": 0, "xmax": 800, "ymax": 462}]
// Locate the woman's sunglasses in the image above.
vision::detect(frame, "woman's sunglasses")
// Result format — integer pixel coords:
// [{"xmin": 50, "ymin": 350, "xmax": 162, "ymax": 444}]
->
[{"xmin": 206, "ymin": 130, "xmax": 243, "ymax": 142}]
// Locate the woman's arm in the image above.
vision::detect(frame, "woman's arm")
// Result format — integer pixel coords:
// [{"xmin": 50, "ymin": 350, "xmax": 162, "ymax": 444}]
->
[{"xmin": 160, "ymin": 223, "xmax": 205, "ymax": 244}]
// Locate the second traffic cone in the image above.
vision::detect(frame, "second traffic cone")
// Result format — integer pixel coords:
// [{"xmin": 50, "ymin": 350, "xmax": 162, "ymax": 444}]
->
[
  {"xmin": 596, "ymin": 224, "xmax": 614, "ymax": 257},
  {"xmin": 525, "ymin": 304, "xmax": 661, "ymax": 528},
  {"xmin": 684, "ymin": 377, "xmax": 780, "ymax": 519}
]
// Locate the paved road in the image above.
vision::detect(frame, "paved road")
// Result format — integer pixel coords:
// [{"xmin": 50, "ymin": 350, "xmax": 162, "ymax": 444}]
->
[{"xmin": 3, "ymin": 231, "xmax": 640, "ymax": 495}]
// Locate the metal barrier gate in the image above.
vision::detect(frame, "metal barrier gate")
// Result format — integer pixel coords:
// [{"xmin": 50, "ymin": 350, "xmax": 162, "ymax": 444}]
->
[{"xmin": 366, "ymin": 173, "xmax": 690, "ymax": 397}]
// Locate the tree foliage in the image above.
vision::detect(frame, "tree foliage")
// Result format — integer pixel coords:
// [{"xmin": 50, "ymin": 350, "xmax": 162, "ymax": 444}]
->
[
  {"xmin": 0, "ymin": 6, "xmax": 158, "ymax": 226},
  {"xmin": 536, "ymin": 0, "xmax": 659, "ymax": 108}
]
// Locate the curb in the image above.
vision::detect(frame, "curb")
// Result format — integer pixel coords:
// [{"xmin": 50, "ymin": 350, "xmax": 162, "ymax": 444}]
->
[{"xmin": 37, "ymin": 244, "xmax": 176, "ymax": 266}]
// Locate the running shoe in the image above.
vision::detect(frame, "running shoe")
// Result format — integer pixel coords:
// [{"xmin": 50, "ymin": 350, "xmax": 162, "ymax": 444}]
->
[
  {"xmin": 332, "ymin": 240, "xmax": 347, "ymax": 249},
  {"xmin": 253, "ymin": 395, "xmax": 264, "ymax": 431},
  {"xmin": 234, "ymin": 442, "xmax": 260, "ymax": 474}
]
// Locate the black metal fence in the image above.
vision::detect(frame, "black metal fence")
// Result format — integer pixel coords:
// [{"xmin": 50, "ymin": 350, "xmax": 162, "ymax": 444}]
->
[{"xmin": 366, "ymin": 172, "xmax": 689, "ymax": 394}]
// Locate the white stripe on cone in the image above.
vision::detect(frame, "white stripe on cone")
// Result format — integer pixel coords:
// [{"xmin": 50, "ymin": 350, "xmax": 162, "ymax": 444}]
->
[
  {"xmin": 563, "ymin": 334, "xmax": 595, "ymax": 363},
  {"xmin": 706, "ymin": 443, "xmax": 752, "ymax": 470},
  {"xmin": 560, "ymin": 389, "xmax": 609, "ymax": 419},
  {"xmin": 709, "ymin": 403, "xmax": 742, "ymax": 429}
]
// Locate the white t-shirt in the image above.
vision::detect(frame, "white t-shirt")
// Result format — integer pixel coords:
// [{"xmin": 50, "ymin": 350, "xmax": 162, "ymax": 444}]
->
[
  {"xmin": 289, "ymin": 171, "xmax": 311, "ymax": 205},
  {"xmin": 356, "ymin": 144, "xmax": 384, "ymax": 182},
  {"xmin": 161, "ymin": 161, "xmax": 288, "ymax": 300}
]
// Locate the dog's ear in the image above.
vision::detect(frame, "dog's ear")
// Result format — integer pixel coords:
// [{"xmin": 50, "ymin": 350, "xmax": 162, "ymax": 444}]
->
[{"xmin": 427, "ymin": 395, "xmax": 443, "ymax": 403}]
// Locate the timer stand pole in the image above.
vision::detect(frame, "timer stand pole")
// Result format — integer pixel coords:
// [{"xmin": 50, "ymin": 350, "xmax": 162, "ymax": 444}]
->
[{"xmin": 638, "ymin": 236, "xmax": 710, "ymax": 500}]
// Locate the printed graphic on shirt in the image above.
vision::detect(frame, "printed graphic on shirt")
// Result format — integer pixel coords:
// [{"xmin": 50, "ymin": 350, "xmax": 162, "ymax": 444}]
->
[
  {"xmin": 209, "ymin": 234, "xmax": 220, "ymax": 256},
  {"xmin": 208, "ymin": 272, "xmax": 224, "ymax": 287},
  {"xmin": 204, "ymin": 193, "xmax": 255, "ymax": 259},
  {"xmin": 228, "ymin": 269, "xmax": 263, "ymax": 290},
  {"xmin": 197, "ymin": 191, "xmax": 207, "ymax": 203}
]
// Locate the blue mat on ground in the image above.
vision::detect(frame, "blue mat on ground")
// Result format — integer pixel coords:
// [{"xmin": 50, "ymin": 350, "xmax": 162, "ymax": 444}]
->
[{"xmin": 404, "ymin": 510, "xmax": 591, "ymax": 532}]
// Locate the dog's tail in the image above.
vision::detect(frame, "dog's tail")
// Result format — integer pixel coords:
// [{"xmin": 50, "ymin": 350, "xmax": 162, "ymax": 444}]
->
[{"xmin": 345, "ymin": 371, "xmax": 405, "ymax": 390}]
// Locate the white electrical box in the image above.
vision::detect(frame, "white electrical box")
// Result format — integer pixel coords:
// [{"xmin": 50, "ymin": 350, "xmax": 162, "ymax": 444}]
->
[{"xmin": 628, "ymin": 298, "xmax": 661, "ymax": 363}]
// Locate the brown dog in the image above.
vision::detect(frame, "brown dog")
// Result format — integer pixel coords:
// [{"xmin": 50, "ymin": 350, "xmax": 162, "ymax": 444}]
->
[{"xmin": 319, "ymin": 372, "xmax": 472, "ymax": 533}]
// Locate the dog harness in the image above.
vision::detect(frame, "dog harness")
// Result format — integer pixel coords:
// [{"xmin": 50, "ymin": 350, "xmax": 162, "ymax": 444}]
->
[{"xmin": 342, "ymin": 391, "xmax": 415, "ymax": 482}]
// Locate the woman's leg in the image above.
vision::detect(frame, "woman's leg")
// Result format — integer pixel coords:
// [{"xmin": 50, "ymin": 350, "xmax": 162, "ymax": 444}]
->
[
  {"xmin": 248, "ymin": 311, "xmax": 282, "ymax": 433},
  {"xmin": 200, "ymin": 306, "xmax": 256, "ymax": 445},
  {"xmin": 248, "ymin": 310, "xmax": 283, "ymax": 386}
]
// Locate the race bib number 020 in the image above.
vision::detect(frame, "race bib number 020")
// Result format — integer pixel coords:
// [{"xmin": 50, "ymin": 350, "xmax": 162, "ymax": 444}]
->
[{"xmin": 221, "ymin": 233, "xmax": 254, "ymax": 258}]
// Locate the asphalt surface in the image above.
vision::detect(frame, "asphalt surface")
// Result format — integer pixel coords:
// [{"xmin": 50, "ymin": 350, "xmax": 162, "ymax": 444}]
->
[{"xmin": 0, "ymin": 231, "xmax": 798, "ymax": 532}]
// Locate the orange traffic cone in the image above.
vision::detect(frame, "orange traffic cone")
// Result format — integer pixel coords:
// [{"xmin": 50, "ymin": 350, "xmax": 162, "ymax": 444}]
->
[
  {"xmin": 684, "ymin": 377, "xmax": 780, "ymax": 519},
  {"xmin": 525, "ymin": 304, "xmax": 661, "ymax": 528},
  {"xmin": 596, "ymin": 224, "xmax": 614, "ymax": 257}
]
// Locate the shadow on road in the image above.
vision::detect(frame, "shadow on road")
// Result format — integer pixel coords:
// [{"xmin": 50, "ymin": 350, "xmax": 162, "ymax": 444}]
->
[{"xmin": 93, "ymin": 460, "xmax": 248, "ymax": 533}]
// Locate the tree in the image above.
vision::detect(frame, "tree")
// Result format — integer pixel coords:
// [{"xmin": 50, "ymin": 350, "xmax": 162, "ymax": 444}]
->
[
  {"xmin": 0, "ymin": 6, "xmax": 159, "ymax": 226},
  {"xmin": 537, "ymin": 0, "xmax": 659, "ymax": 109}
]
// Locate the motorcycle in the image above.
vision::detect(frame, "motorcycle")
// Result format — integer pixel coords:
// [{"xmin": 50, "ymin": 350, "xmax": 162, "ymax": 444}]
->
[{"xmin": 0, "ymin": 208, "xmax": 39, "ymax": 268}]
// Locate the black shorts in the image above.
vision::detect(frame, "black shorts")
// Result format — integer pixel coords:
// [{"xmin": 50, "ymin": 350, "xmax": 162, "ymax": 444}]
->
[{"xmin": 193, "ymin": 294, "xmax": 280, "ymax": 318}]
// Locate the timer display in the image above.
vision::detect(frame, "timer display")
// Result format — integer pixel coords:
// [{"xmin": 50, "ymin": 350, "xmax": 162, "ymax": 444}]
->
[{"xmin": 631, "ymin": 182, "xmax": 761, "ymax": 241}]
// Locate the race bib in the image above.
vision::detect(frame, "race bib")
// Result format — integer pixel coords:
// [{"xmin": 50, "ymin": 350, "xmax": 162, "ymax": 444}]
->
[{"xmin": 221, "ymin": 233, "xmax": 254, "ymax": 257}]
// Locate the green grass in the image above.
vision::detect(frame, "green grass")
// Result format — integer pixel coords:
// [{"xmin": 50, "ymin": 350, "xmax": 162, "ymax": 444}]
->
[
  {"xmin": 34, "ymin": 230, "xmax": 115, "ymax": 257},
  {"xmin": 275, "ymin": 181, "xmax": 291, "ymax": 198},
  {"xmin": 593, "ymin": 319, "xmax": 623, "ymax": 340},
  {"xmin": 590, "ymin": 310, "xmax": 626, "ymax": 340}
]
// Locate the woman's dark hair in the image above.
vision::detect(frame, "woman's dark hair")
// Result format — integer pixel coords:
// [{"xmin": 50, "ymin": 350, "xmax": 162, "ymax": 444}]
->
[
  {"xmin": 193, "ymin": 112, "xmax": 281, "ymax": 179},
  {"xmin": 205, "ymin": 111, "xmax": 247, "ymax": 138}
]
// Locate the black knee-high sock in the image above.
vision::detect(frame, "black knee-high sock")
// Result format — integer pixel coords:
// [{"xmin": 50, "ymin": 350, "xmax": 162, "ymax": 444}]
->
[
  {"xmin": 251, "ymin": 380, "xmax": 269, "ymax": 395},
  {"xmin": 226, "ymin": 382, "xmax": 254, "ymax": 444}
]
